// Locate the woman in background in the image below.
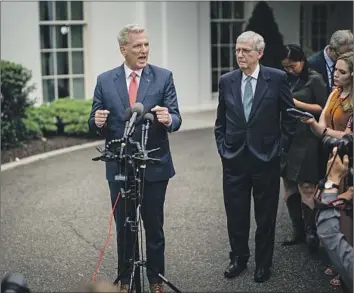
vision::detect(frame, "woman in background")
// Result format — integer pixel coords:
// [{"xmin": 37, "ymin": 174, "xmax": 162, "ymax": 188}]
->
[
  {"xmin": 280, "ymin": 44, "xmax": 327, "ymax": 252},
  {"xmin": 302, "ymin": 51, "xmax": 353, "ymax": 287}
]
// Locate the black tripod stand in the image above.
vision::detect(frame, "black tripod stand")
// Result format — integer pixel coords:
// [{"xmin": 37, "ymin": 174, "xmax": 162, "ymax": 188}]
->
[{"xmin": 92, "ymin": 105, "xmax": 182, "ymax": 293}]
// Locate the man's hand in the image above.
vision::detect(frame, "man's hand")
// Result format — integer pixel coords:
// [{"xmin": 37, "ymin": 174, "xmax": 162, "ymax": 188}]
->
[
  {"xmin": 151, "ymin": 105, "xmax": 171, "ymax": 126},
  {"xmin": 327, "ymin": 147, "xmax": 349, "ymax": 183},
  {"xmin": 95, "ymin": 109, "xmax": 110, "ymax": 128}
]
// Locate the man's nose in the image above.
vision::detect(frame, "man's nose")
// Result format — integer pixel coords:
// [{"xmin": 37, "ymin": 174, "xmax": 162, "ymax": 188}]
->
[{"xmin": 141, "ymin": 45, "xmax": 148, "ymax": 52}]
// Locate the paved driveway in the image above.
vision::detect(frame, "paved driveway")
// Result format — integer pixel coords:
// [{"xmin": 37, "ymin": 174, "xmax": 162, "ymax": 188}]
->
[{"xmin": 1, "ymin": 128, "xmax": 335, "ymax": 292}]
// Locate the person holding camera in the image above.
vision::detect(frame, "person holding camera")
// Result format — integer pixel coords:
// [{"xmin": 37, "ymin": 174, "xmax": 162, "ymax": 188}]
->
[
  {"xmin": 302, "ymin": 51, "xmax": 353, "ymax": 241},
  {"xmin": 316, "ymin": 147, "xmax": 353, "ymax": 292}
]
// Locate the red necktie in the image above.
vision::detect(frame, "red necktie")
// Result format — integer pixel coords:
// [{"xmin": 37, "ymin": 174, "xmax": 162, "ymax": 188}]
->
[{"xmin": 129, "ymin": 72, "xmax": 138, "ymax": 106}]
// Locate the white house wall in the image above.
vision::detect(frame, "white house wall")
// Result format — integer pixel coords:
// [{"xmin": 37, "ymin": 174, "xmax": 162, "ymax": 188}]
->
[
  {"xmin": 1, "ymin": 1, "xmax": 43, "ymax": 105},
  {"xmin": 266, "ymin": 2, "xmax": 300, "ymax": 45},
  {"xmin": 86, "ymin": 1, "xmax": 212, "ymax": 113},
  {"xmin": 1, "ymin": 1, "xmax": 303, "ymax": 112}
]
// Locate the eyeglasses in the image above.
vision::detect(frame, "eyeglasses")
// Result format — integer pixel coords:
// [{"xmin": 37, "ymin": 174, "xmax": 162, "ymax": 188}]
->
[
  {"xmin": 330, "ymin": 46, "xmax": 340, "ymax": 57},
  {"xmin": 234, "ymin": 48, "xmax": 254, "ymax": 55}
]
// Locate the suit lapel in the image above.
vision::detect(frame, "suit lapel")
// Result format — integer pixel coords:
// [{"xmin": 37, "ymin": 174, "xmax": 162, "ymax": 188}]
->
[
  {"xmin": 113, "ymin": 64, "xmax": 129, "ymax": 109},
  {"xmin": 248, "ymin": 66, "xmax": 269, "ymax": 121},
  {"xmin": 231, "ymin": 70, "xmax": 246, "ymax": 122},
  {"xmin": 136, "ymin": 65, "xmax": 153, "ymax": 104}
]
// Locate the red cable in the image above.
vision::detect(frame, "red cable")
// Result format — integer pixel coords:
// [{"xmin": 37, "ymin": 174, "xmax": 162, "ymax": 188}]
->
[{"xmin": 91, "ymin": 191, "xmax": 120, "ymax": 283}]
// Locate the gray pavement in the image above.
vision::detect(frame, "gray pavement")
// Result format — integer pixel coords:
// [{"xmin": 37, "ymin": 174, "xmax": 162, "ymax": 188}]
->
[{"xmin": 1, "ymin": 128, "xmax": 337, "ymax": 292}]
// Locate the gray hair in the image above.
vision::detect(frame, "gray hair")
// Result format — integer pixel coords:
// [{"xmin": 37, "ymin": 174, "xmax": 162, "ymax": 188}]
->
[
  {"xmin": 329, "ymin": 30, "xmax": 354, "ymax": 52},
  {"xmin": 117, "ymin": 24, "xmax": 146, "ymax": 46},
  {"xmin": 237, "ymin": 31, "xmax": 265, "ymax": 51}
]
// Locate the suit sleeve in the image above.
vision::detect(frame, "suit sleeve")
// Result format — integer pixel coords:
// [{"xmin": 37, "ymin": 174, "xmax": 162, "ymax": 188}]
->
[
  {"xmin": 214, "ymin": 77, "xmax": 226, "ymax": 153},
  {"xmin": 163, "ymin": 72, "xmax": 182, "ymax": 133},
  {"xmin": 312, "ymin": 74, "xmax": 328, "ymax": 109},
  {"xmin": 88, "ymin": 76, "xmax": 107, "ymax": 136},
  {"xmin": 279, "ymin": 73, "xmax": 296, "ymax": 153}
]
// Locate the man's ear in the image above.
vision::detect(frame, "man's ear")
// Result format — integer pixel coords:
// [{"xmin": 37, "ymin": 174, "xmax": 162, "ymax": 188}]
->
[{"xmin": 120, "ymin": 46, "xmax": 126, "ymax": 57}]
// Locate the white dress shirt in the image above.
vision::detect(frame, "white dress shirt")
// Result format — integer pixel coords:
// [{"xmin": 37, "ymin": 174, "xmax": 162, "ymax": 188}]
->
[
  {"xmin": 241, "ymin": 63, "xmax": 260, "ymax": 102},
  {"xmin": 324, "ymin": 46, "xmax": 334, "ymax": 88},
  {"xmin": 124, "ymin": 63, "xmax": 143, "ymax": 89}
]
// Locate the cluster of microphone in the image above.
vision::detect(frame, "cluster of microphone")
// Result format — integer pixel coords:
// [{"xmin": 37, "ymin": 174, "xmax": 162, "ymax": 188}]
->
[
  {"xmin": 123, "ymin": 102, "xmax": 155, "ymax": 149},
  {"xmin": 92, "ymin": 102, "xmax": 156, "ymax": 162}
]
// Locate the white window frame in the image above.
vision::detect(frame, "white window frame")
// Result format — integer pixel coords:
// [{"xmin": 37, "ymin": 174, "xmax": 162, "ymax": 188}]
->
[
  {"xmin": 39, "ymin": 1, "xmax": 87, "ymax": 102},
  {"xmin": 210, "ymin": 1, "xmax": 246, "ymax": 97}
]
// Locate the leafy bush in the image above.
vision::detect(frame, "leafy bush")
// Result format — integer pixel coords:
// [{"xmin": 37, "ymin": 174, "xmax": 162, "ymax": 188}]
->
[
  {"xmin": 1, "ymin": 60, "xmax": 39, "ymax": 150},
  {"xmin": 24, "ymin": 98, "xmax": 94, "ymax": 137}
]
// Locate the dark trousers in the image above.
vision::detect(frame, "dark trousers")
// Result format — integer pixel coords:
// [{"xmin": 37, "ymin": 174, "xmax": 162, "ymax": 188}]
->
[
  {"xmin": 222, "ymin": 150, "xmax": 280, "ymax": 269},
  {"xmin": 108, "ymin": 179, "xmax": 168, "ymax": 284}
]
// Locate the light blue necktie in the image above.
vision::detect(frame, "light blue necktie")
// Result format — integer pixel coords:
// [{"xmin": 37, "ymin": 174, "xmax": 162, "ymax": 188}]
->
[{"xmin": 243, "ymin": 76, "xmax": 253, "ymax": 121}]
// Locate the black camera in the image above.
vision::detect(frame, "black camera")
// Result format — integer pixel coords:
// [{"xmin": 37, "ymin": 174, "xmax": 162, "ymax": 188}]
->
[
  {"xmin": 1, "ymin": 273, "xmax": 30, "ymax": 293},
  {"xmin": 322, "ymin": 133, "xmax": 353, "ymax": 187},
  {"xmin": 322, "ymin": 133, "xmax": 353, "ymax": 161}
]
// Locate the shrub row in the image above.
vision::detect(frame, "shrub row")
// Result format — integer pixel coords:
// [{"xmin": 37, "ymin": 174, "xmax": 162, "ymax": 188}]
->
[{"xmin": 1, "ymin": 60, "xmax": 95, "ymax": 150}]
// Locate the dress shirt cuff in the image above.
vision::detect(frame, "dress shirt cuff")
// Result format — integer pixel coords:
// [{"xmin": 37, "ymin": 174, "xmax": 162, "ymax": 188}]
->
[{"xmin": 166, "ymin": 114, "xmax": 172, "ymax": 127}]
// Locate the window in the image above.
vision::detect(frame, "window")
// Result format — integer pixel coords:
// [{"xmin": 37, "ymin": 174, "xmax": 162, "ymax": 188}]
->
[
  {"xmin": 300, "ymin": 4, "xmax": 304, "ymax": 47},
  {"xmin": 39, "ymin": 1, "xmax": 86, "ymax": 103},
  {"xmin": 210, "ymin": 1, "xmax": 245, "ymax": 94},
  {"xmin": 311, "ymin": 4, "xmax": 328, "ymax": 52}
]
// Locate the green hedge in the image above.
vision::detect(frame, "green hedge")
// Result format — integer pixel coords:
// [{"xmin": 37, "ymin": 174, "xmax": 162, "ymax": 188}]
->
[
  {"xmin": 1, "ymin": 60, "xmax": 37, "ymax": 150},
  {"xmin": 1, "ymin": 59, "xmax": 96, "ymax": 151},
  {"xmin": 24, "ymin": 98, "xmax": 94, "ymax": 137}
]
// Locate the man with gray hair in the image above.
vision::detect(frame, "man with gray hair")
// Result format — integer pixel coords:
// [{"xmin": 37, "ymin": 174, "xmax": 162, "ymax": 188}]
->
[
  {"xmin": 214, "ymin": 31, "xmax": 296, "ymax": 283},
  {"xmin": 308, "ymin": 29, "xmax": 354, "ymax": 96},
  {"xmin": 88, "ymin": 24, "xmax": 182, "ymax": 293}
]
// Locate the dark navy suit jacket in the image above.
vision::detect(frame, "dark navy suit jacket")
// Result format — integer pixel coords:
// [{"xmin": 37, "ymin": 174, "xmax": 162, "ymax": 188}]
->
[
  {"xmin": 88, "ymin": 63, "xmax": 182, "ymax": 182},
  {"xmin": 214, "ymin": 65, "xmax": 296, "ymax": 162},
  {"xmin": 308, "ymin": 50, "xmax": 332, "ymax": 96}
]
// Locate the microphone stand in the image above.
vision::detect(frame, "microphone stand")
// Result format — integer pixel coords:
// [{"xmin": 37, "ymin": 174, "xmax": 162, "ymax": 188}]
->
[{"xmin": 92, "ymin": 113, "xmax": 182, "ymax": 293}]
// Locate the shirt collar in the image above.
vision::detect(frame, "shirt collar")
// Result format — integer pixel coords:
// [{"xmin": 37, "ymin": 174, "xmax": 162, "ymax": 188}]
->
[
  {"xmin": 124, "ymin": 63, "xmax": 143, "ymax": 79},
  {"xmin": 324, "ymin": 46, "xmax": 334, "ymax": 67},
  {"xmin": 242, "ymin": 63, "xmax": 260, "ymax": 82}
]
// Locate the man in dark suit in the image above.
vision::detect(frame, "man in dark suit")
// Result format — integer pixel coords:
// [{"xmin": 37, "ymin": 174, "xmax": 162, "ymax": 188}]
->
[
  {"xmin": 88, "ymin": 24, "xmax": 182, "ymax": 293},
  {"xmin": 308, "ymin": 30, "xmax": 353, "ymax": 96},
  {"xmin": 214, "ymin": 31, "xmax": 296, "ymax": 283}
]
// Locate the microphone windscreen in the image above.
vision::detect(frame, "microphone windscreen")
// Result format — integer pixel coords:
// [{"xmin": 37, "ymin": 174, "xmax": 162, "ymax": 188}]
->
[
  {"xmin": 144, "ymin": 113, "xmax": 155, "ymax": 123},
  {"xmin": 124, "ymin": 107, "xmax": 132, "ymax": 121},
  {"xmin": 132, "ymin": 102, "xmax": 144, "ymax": 115}
]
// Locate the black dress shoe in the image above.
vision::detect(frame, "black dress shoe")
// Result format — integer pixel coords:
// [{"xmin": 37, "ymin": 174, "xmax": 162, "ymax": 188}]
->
[
  {"xmin": 254, "ymin": 267, "xmax": 271, "ymax": 283},
  {"xmin": 224, "ymin": 262, "xmax": 247, "ymax": 278}
]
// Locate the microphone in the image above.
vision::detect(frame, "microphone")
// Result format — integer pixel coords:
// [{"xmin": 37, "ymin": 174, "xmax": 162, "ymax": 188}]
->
[
  {"xmin": 126, "ymin": 103, "xmax": 144, "ymax": 137},
  {"xmin": 143, "ymin": 113, "xmax": 155, "ymax": 149},
  {"xmin": 123, "ymin": 107, "xmax": 132, "ymax": 138},
  {"xmin": 1, "ymin": 272, "xmax": 30, "ymax": 293}
]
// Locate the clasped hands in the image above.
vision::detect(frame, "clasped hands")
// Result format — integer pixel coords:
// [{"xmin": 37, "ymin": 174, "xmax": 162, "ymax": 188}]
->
[{"xmin": 94, "ymin": 105, "xmax": 171, "ymax": 128}]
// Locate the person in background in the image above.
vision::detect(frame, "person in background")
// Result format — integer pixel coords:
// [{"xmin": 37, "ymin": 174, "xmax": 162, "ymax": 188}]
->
[
  {"xmin": 308, "ymin": 30, "xmax": 354, "ymax": 194},
  {"xmin": 316, "ymin": 147, "xmax": 353, "ymax": 293},
  {"xmin": 308, "ymin": 30, "xmax": 353, "ymax": 96},
  {"xmin": 280, "ymin": 44, "xmax": 327, "ymax": 252},
  {"xmin": 302, "ymin": 51, "xmax": 353, "ymax": 287}
]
